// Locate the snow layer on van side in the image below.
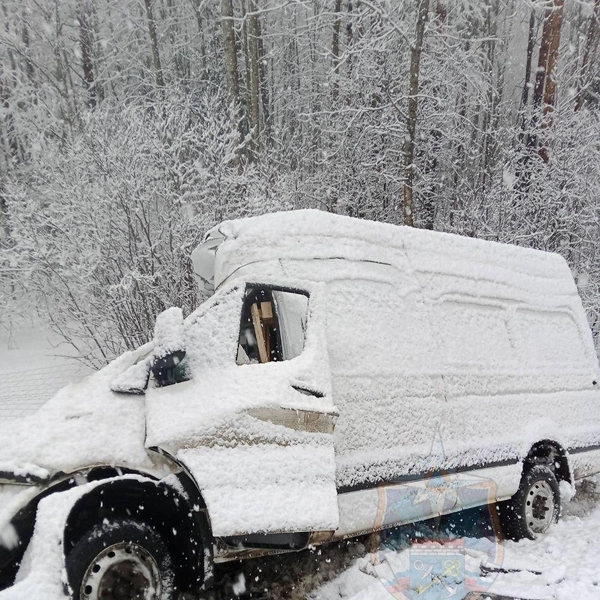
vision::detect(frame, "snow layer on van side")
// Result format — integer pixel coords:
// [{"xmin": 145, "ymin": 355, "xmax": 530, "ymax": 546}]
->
[
  {"xmin": 181, "ymin": 444, "xmax": 339, "ymax": 535},
  {"xmin": 0, "ymin": 344, "xmax": 156, "ymax": 479},
  {"xmin": 204, "ymin": 209, "xmax": 600, "ymax": 496}
]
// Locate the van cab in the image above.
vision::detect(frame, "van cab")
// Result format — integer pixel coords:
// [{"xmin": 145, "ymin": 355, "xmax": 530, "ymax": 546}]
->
[{"xmin": 1, "ymin": 210, "xmax": 600, "ymax": 600}]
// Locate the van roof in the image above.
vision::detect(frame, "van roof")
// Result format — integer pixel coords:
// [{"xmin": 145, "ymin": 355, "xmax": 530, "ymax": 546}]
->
[{"xmin": 192, "ymin": 209, "xmax": 571, "ymax": 293}]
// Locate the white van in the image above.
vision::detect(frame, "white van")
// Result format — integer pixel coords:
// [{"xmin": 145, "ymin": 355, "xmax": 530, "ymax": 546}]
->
[{"xmin": 1, "ymin": 210, "xmax": 599, "ymax": 600}]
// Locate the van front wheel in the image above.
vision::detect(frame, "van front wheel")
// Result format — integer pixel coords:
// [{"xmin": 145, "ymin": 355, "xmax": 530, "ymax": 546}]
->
[
  {"xmin": 498, "ymin": 464, "xmax": 560, "ymax": 541},
  {"xmin": 67, "ymin": 518, "xmax": 176, "ymax": 600}
]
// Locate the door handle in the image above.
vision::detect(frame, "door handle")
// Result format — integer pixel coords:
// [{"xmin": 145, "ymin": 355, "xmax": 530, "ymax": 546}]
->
[{"xmin": 290, "ymin": 384, "xmax": 325, "ymax": 398}]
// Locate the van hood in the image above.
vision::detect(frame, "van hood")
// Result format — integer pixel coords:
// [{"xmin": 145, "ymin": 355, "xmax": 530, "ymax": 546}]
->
[{"xmin": 0, "ymin": 345, "xmax": 156, "ymax": 484}]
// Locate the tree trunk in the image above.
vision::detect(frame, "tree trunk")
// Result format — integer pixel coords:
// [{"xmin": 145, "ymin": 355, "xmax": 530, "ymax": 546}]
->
[
  {"xmin": 519, "ymin": 8, "xmax": 536, "ymax": 127},
  {"xmin": 514, "ymin": 7, "xmax": 537, "ymax": 193},
  {"xmin": 532, "ymin": 5, "xmax": 553, "ymax": 114},
  {"xmin": 143, "ymin": 0, "xmax": 164, "ymax": 88},
  {"xmin": 256, "ymin": 12, "xmax": 271, "ymax": 147},
  {"xmin": 0, "ymin": 68, "xmax": 17, "ymax": 166},
  {"xmin": 420, "ymin": 0, "xmax": 446, "ymax": 230},
  {"xmin": 539, "ymin": 0, "xmax": 564, "ymax": 161},
  {"xmin": 402, "ymin": 0, "xmax": 430, "ymax": 227},
  {"xmin": 241, "ymin": 0, "xmax": 252, "ymax": 124},
  {"xmin": 0, "ymin": 2, "xmax": 20, "ymax": 164},
  {"xmin": 332, "ymin": 0, "xmax": 342, "ymax": 101},
  {"xmin": 527, "ymin": 0, "xmax": 564, "ymax": 162},
  {"xmin": 78, "ymin": 0, "xmax": 96, "ymax": 109},
  {"xmin": 481, "ymin": 0, "xmax": 497, "ymax": 189},
  {"xmin": 247, "ymin": 0, "xmax": 261, "ymax": 160},
  {"xmin": 221, "ymin": 0, "xmax": 244, "ymax": 156},
  {"xmin": 191, "ymin": 0, "xmax": 208, "ymax": 77},
  {"xmin": 575, "ymin": 0, "xmax": 600, "ymax": 111},
  {"xmin": 345, "ymin": 1, "xmax": 355, "ymax": 77},
  {"xmin": 532, "ymin": 0, "xmax": 564, "ymax": 116},
  {"xmin": 21, "ymin": 11, "xmax": 35, "ymax": 86},
  {"xmin": 542, "ymin": 0, "xmax": 564, "ymax": 120}
]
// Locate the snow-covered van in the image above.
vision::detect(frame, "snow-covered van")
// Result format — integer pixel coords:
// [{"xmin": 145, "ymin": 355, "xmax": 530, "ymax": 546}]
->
[{"xmin": 2, "ymin": 210, "xmax": 600, "ymax": 599}]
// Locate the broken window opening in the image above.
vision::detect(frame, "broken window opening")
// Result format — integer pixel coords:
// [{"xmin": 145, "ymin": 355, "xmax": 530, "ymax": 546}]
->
[{"xmin": 237, "ymin": 287, "xmax": 308, "ymax": 365}]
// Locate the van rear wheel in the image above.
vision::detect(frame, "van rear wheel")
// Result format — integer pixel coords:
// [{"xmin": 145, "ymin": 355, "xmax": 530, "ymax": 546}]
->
[
  {"xmin": 498, "ymin": 464, "xmax": 560, "ymax": 541},
  {"xmin": 67, "ymin": 518, "xmax": 175, "ymax": 600}
]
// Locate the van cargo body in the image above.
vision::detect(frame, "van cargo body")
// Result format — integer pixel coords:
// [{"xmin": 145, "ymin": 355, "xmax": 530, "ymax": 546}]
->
[
  {"xmin": 1, "ymin": 210, "xmax": 599, "ymax": 599},
  {"xmin": 195, "ymin": 211, "xmax": 600, "ymax": 537}
]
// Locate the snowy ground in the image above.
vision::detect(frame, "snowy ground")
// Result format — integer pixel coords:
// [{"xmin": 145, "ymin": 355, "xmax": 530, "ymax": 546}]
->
[
  {"xmin": 0, "ymin": 325, "xmax": 91, "ymax": 419},
  {"xmin": 220, "ymin": 478, "xmax": 600, "ymax": 600}
]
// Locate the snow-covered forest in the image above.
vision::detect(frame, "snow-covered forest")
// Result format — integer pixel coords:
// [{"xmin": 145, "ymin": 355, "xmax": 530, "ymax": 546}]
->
[{"xmin": 0, "ymin": 0, "xmax": 599, "ymax": 366}]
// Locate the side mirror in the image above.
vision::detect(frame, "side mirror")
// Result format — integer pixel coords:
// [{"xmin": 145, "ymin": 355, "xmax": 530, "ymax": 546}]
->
[
  {"xmin": 151, "ymin": 307, "xmax": 186, "ymax": 387},
  {"xmin": 151, "ymin": 350, "xmax": 186, "ymax": 387}
]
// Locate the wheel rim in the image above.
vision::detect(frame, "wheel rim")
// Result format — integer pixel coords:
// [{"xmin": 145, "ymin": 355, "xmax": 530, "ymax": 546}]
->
[
  {"xmin": 80, "ymin": 541, "xmax": 161, "ymax": 600},
  {"xmin": 524, "ymin": 480, "xmax": 555, "ymax": 535}
]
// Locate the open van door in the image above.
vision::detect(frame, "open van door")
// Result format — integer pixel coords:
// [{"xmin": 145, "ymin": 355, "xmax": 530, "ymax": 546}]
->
[{"xmin": 144, "ymin": 282, "xmax": 339, "ymax": 537}]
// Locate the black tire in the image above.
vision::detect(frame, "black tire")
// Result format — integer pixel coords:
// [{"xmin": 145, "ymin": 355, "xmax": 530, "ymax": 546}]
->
[
  {"xmin": 498, "ymin": 464, "xmax": 561, "ymax": 541},
  {"xmin": 66, "ymin": 518, "xmax": 176, "ymax": 600}
]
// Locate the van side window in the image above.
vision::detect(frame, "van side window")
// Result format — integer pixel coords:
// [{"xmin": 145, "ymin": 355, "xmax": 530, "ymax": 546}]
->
[
  {"xmin": 437, "ymin": 301, "xmax": 512, "ymax": 366},
  {"xmin": 237, "ymin": 287, "xmax": 308, "ymax": 365},
  {"xmin": 326, "ymin": 279, "xmax": 436, "ymax": 374},
  {"xmin": 513, "ymin": 308, "xmax": 585, "ymax": 366}
]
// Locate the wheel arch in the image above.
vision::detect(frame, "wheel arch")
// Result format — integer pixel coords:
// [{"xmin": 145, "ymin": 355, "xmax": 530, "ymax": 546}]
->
[
  {"xmin": 525, "ymin": 439, "xmax": 572, "ymax": 485},
  {"xmin": 63, "ymin": 474, "xmax": 213, "ymax": 593},
  {"xmin": 3, "ymin": 464, "xmax": 214, "ymax": 593}
]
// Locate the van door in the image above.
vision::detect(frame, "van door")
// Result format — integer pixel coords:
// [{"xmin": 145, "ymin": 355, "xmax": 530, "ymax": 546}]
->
[{"xmin": 144, "ymin": 282, "xmax": 339, "ymax": 537}]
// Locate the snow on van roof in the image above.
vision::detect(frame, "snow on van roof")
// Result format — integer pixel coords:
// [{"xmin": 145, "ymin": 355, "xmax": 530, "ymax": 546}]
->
[
  {"xmin": 212, "ymin": 209, "xmax": 553, "ymax": 252},
  {"xmin": 196, "ymin": 210, "xmax": 573, "ymax": 295},
  {"xmin": 216, "ymin": 209, "xmax": 564, "ymax": 265}
]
